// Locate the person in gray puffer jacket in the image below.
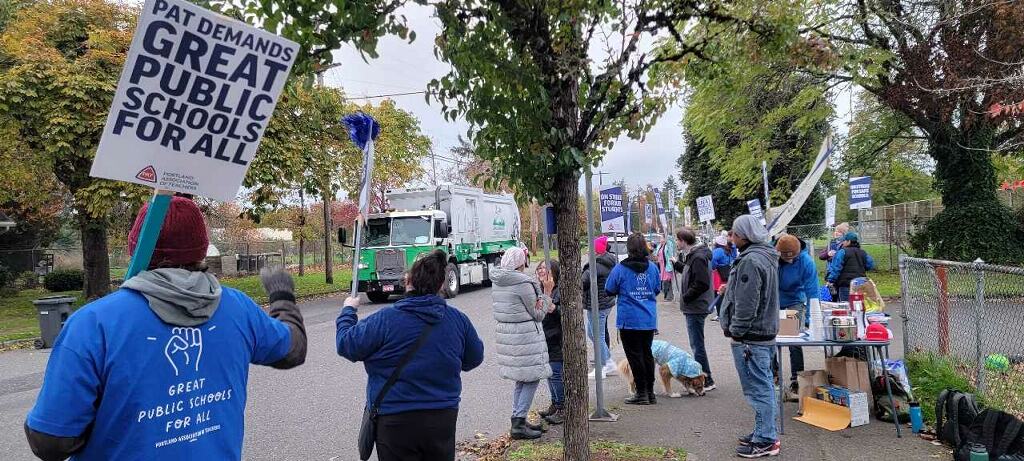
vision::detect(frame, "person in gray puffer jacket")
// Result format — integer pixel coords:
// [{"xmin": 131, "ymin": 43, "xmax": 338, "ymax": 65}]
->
[
  {"xmin": 719, "ymin": 215, "xmax": 782, "ymax": 458},
  {"xmin": 492, "ymin": 246, "xmax": 553, "ymax": 440}
]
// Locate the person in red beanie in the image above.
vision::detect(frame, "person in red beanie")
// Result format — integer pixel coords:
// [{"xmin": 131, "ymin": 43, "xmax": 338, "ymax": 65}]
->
[
  {"xmin": 582, "ymin": 235, "xmax": 619, "ymax": 379},
  {"xmin": 25, "ymin": 196, "xmax": 306, "ymax": 461}
]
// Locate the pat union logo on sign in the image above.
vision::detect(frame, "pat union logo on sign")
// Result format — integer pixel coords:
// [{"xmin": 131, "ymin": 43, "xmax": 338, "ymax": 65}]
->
[{"xmin": 136, "ymin": 165, "xmax": 157, "ymax": 183}]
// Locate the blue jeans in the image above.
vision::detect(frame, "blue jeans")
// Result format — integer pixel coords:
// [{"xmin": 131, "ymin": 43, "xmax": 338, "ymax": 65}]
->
[
  {"xmin": 547, "ymin": 361, "xmax": 564, "ymax": 406},
  {"xmin": 684, "ymin": 314, "xmax": 713, "ymax": 382},
  {"xmin": 586, "ymin": 309, "xmax": 612, "ymax": 365},
  {"xmin": 731, "ymin": 342, "xmax": 778, "ymax": 444},
  {"xmin": 512, "ymin": 381, "xmax": 540, "ymax": 418}
]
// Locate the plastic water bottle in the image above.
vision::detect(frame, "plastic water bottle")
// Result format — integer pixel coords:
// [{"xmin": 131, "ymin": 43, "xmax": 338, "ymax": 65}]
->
[
  {"xmin": 809, "ymin": 298, "xmax": 824, "ymax": 341},
  {"xmin": 909, "ymin": 401, "xmax": 923, "ymax": 433}
]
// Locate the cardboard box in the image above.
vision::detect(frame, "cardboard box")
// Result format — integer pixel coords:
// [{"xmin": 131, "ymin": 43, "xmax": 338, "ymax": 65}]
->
[
  {"xmin": 826, "ymin": 356, "xmax": 872, "ymax": 402},
  {"xmin": 797, "ymin": 370, "xmax": 828, "ymax": 414},
  {"xmin": 825, "ymin": 386, "xmax": 870, "ymax": 427},
  {"xmin": 779, "ymin": 309, "xmax": 802, "ymax": 336}
]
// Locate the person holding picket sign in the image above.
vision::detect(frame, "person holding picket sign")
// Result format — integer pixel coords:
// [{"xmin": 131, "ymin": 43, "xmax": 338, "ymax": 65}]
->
[
  {"xmin": 25, "ymin": 196, "xmax": 307, "ymax": 461},
  {"xmin": 336, "ymin": 249, "xmax": 484, "ymax": 461}
]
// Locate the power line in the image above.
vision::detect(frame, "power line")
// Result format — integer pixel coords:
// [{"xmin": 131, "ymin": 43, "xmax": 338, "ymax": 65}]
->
[{"xmin": 348, "ymin": 90, "xmax": 431, "ymax": 100}]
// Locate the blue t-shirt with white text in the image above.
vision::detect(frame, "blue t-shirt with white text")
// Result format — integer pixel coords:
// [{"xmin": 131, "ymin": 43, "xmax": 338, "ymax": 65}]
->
[{"xmin": 26, "ymin": 287, "xmax": 290, "ymax": 460}]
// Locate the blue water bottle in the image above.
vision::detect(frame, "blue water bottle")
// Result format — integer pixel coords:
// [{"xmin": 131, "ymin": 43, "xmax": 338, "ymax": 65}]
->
[{"xmin": 909, "ymin": 401, "xmax": 923, "ymax": 434}]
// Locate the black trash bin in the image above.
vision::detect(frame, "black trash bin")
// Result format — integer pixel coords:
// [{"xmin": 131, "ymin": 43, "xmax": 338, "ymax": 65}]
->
[{"xmin": 32, "ymin": 296, "xmax": 76, "ymax": 349}]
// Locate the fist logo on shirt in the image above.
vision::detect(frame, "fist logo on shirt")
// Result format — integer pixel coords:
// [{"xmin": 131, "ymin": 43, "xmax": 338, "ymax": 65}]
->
[{"xmin": 165, "ymin": 327, "xmax": 203, "ymax": 376}]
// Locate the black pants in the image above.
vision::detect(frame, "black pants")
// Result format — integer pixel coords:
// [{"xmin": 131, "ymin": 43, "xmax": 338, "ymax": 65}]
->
[
  {"xmin": 620, "ymin": 329, "xmax": 656, "ymax": 394},
  {"xmin": 376, "ymin": 408, "xmax": 458, "ymax": 461}
]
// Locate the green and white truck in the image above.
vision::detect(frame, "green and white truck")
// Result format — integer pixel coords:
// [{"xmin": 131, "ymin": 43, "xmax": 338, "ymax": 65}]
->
[{"xmin": 345, "ymin": 185, "xmax": 521, "ymax": 302}]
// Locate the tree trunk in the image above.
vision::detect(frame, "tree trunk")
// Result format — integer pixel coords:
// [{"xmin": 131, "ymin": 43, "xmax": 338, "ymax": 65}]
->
[
  {"xmin": 79, "ymin": 215, "xmax": 110, "ymax": 299},
  {"xmin": 553, "ymin": 171, "xmax": 590, "ymax": 461},
  {"xmin": 323, "ymin": 191, "xmax": 334, "ymax": 284},
  {"xmin": 918, "ymin": 126, "xmax": 1024, "ymax": 262}
]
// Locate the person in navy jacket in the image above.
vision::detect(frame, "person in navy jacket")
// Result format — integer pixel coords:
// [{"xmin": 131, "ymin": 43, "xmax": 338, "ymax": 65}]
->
[
  {"xmin": 605, "ymin": 233, "xmax": 662, "ymax": 406},
  {"xmin": 25, "ymin": 197, "xmax": 306, "ymax": 461},
  {"xmin": 337, "ymin": 249, "xmax": 484, "ymax": 461}
]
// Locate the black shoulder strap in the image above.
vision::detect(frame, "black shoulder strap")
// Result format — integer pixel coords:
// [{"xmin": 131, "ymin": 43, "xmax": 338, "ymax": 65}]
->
[
  {"xmin": 936, "ymin": 389, "xmax": 950, "ymax": 436},
  {"xmin": 370, "ymin": 321, "xmax": 437, "ymax": 413},
  {"xmin": 996, "ymin": 413, "xmax": 1022, "ymax": 455},
  {"xmin": 950, "ymin": 393, "xmax": 967, "ymax": 446}
]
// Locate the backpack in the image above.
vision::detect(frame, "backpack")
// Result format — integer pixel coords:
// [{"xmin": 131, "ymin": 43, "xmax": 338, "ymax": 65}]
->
[
  {"xmin": 955, "ymin": 409, "xmax": 1024, "ymax": 461},
  {"xmin": 872, "ymin": 374, "xmax": 911, "ymax": 422},
  {"xmin": 936, "ymin": 389, "xmax": 982, "ymax": 449}
]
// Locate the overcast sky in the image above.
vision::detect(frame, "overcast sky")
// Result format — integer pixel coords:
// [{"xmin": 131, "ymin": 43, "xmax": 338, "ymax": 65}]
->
[{"xmin": 324, "ymin": 4, "xmax": 852, "ymax": 196}]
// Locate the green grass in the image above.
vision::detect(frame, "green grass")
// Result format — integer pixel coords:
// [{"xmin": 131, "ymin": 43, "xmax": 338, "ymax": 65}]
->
[
  {"xmin": 811, "ymin": 243, "xmax": 902, "ymax": 298},
  {"xmin": 0, "ymin": 289, "xmax": 84, "ymax": 342},
  {"xmin": 906, "ymin": 352, "xmax": 977, "ymax": 423},
  {"xmin": 0, "ymin": 271, "xmax": 349, "ymax": 342},
  {"xmin": 507, "ymin": 441, "xmax": 684, "ymax": 461}
]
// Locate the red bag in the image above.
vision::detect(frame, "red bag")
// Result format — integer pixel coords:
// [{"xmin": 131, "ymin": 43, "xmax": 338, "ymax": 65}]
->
[{"xmin": 712, "ymin": 269, "xmax": 723, "ymax": 292}]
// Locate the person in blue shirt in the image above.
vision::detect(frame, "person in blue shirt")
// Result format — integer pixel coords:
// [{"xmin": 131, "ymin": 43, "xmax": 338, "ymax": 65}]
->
[
  {"xmin": 337, "ymin": 249, "xmax": 484, "ymax": 461},
  {"xmin": 775, "ymin": 234, "xmax": 820, "ymax": 393},
  {"xmin": 826, "ymin": 231, "xmax": 875, "ymax": 301},
  {"xmin": 605, "ymin": 233, "xmax": 661, "ymax": 406},
  {"xmin": 25, "ymin": 196, "xmax": 307, "ymax": 461}
]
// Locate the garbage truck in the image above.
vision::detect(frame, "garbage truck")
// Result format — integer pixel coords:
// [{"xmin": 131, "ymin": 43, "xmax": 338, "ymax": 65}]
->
[{"xmin": 342, "ymin": 185, "xmax": 521, "ymax": 302}]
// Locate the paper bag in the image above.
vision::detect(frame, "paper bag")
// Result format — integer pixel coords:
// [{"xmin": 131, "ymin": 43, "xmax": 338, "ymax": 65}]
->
[{"xmin": 797, "ymin": 370, "xmax": 828, "ymax": 414}]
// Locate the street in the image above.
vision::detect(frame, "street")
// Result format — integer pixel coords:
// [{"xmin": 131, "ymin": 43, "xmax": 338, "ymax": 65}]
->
[{"xmin": 1, "ymin": 284, "xmax": 948, "ymax": 460}]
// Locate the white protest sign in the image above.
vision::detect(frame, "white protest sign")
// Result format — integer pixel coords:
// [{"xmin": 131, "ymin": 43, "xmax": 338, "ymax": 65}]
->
[
  {"xmin": 89, "ymin": 0, "xmax": 298, "ymax": 201},
  {"xmin": 825, "ymin": 195, "xmax": 837, "ymax": 227},
  {"xmin": 684, "ymin": 207, "xmax": 693, "ymax": 227},
  {"xmin": 696, "ymin": 195, "xmax": 715, "ymax": 223}
]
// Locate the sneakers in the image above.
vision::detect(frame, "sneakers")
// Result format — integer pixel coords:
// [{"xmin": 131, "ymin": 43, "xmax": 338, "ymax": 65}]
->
[
  {"xmin": 738, "ymin": 434, "xmax": 753, "ymax": 446},
  {"xmin": 703, "ymin": 380, "xmax": 717, "ymax": 391},
  {"xmin": 736, "ymin": 441, "xmax": 780, "ymax": 458},
  {"xmin": 785, "ymin": 382, "xmax": 799, "ymax": 402},
  {"xmin": 588, "ymin": 362, "xmax": 618, "ymax": 379}
]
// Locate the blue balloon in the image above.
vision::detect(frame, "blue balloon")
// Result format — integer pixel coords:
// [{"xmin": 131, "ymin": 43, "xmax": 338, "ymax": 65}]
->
[{"xmin": 341, "ymin": 113, "xmax": 381, "ymax": 150}]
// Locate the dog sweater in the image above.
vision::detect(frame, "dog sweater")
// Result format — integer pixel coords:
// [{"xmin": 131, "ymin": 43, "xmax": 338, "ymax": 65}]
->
[{"xmin": 651, "ymin": 339, "xmax": 703, "ymax": 378}]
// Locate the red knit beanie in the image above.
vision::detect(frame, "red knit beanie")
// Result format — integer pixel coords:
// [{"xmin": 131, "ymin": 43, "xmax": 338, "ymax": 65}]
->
[{"xmin": 128, "ymin": 196, "xmax": 209, "ymax": 268}]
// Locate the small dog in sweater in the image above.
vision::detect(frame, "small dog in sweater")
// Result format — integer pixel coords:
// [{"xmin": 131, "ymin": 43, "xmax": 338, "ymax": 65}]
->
[{"xmin": 617, "ymin": 339, "xmax": 707, "ymax": 397}]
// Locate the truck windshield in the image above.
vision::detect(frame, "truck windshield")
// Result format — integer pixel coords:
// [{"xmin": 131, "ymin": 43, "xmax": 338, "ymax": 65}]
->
[
  {"xmin": 363, "ymin": 216, "xmax": 432, "ymax": 246},
  {"xmin": 365, "ymin": 219, "xmax": 390, "ymax": 246},
  {"xmin": 391, "ymin": 216, "xmax": 432, "ymax": 245}
]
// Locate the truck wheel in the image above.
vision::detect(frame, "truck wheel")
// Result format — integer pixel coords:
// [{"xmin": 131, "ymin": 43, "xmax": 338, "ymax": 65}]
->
[
  {"xmin": 443, "ymin": 263, "xmax": 460, "ymax": 298},
  {"xmin": 367, "ymin": 291, "xmax": 390, "ymax": 304}
]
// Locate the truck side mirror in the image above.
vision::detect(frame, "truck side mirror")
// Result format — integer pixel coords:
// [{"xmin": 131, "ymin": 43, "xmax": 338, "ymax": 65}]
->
[
  {"xmin": 434, "ymin": 220, "xmax": 449, "ymax": 239},
  {"xmin": 338, "ymin": 228, "xmax": 352, "ymax": 247}
]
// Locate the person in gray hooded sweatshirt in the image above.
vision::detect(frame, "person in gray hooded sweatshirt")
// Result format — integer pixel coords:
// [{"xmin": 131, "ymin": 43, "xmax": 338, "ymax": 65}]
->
[
  {"xmin": 25, "ymin": 196, "xmax": 305, "ymax": 461},
  {"xmin": 719, "ymin": 214, "xmax": 780, "ymax": 458},
  {"xmin": 492, "ymin": 246, "xmax": 553, "ymax": 440}
]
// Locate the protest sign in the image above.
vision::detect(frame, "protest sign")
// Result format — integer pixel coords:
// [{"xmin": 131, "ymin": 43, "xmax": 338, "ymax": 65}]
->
[
  {"xmin": 684, "ymin": 207, "xmax": 693, "ymax": 227},
  {"xmin": 696, "ymin": 195, "xmax": 715, "ymax": 223},
  {"xmin": 747, "ymin": 199, "xmax": 765, "ymax": 225},
  {"xmin": 825, "ymin": 195, "xmax": 837, "ymax": 227},
  {"xmin": 654, "ymin": 188, "xmax": 667, "ymax": 230},
  {"xmin": 599, "ymin": 186, "xmax": 625, "ymax": 233},
  {"xmin": 90, "ymin": 0, "xmax": 298, "ymax": 201},
  {"xmin": 849, "ymin": 176, "xmax": 873, "ymax": 210}
]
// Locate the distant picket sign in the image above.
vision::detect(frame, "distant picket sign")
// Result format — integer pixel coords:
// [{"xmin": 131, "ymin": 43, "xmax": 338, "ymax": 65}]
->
[
  {"xmin": 599, "ymin": 186, "xmax": 625, "ymax": 233},
  {"xmin": 89, "ymin": 0, "xmax": 298, "ymax": 201},
  {"xmin": 696, "ymin": 195, "xmax": 715, "ymax": 223}
]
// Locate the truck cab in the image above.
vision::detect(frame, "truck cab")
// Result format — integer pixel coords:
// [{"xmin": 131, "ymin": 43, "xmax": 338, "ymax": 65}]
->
[{"xmin": 349, "ymin": 185, "xmax": 520, "ymax": 303}]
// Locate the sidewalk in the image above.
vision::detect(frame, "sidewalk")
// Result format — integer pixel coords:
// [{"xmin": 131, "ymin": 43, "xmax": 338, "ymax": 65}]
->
[{"xmin": 533, "ymin": 299, "xmax": 949, "ymax": 461}]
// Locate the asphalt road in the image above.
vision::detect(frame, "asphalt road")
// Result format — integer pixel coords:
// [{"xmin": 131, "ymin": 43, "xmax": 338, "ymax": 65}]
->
[{"xmin": 0, "ymin": 284, "xmax": 949, "ymax": 460}]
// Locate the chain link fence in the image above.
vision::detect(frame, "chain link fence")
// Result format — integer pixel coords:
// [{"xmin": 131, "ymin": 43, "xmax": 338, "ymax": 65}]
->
[{"xmin": 899, "ymin": 255, "xmax": 1024, "ymax": 418}]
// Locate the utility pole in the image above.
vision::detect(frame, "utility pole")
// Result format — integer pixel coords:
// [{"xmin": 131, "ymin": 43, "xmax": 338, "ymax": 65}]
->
[
  {"xmin": 430, "ymin": 145, "xmax": 438, "ymax": 186},
  {"xmin": 317, "ymin": 70, "xmax": 334, "ymax": 284},
  {"xmin": 595, "ymin": 170, "xmax": 609, "ymax": 186}
]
